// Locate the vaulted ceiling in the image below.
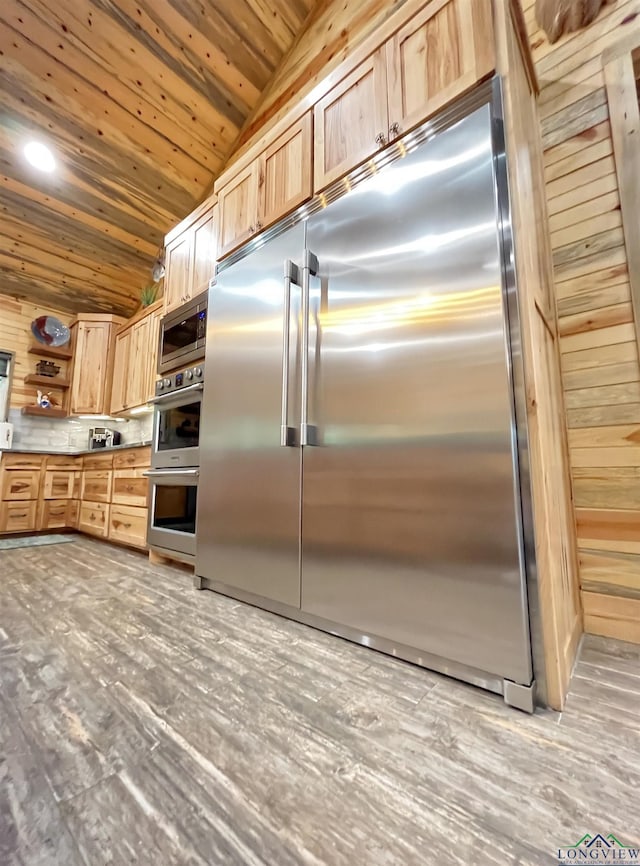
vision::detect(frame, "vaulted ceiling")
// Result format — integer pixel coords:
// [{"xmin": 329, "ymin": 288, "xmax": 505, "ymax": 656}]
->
[{"xmin": 0, "ymin": 0, "xmax": 316, "ymax": 316}]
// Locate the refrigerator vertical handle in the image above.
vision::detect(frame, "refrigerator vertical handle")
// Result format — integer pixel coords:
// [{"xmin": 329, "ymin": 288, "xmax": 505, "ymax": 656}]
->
[
  {"xmin": 301, "ymin": 249, "xmax": 319, "ymax": 446},
  {"xmin": 281, "ymin": 260, "xmax": 300, "ymax": 447}
]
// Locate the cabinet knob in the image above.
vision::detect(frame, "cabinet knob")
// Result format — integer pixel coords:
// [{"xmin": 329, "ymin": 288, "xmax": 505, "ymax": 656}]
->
[
  {"xmin": 375, "ymin": 132, "xmax": 387, "ymax": 148},
  {"xmin": 256, "ymin": 221, "xmax": 263, "ymax": 231},
  {"xmin": 389, "ymin": 122, "xmax": 401, "ymax": 139},
  {"xmin": 248, "ymin": 225, "xmax": 255, "ymax": 234}
]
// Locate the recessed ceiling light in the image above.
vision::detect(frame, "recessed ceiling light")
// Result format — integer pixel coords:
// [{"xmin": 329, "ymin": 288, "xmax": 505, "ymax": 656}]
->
[{"xmin": 24, "ymin": 141, "xmax": 56, "ymax": 172}]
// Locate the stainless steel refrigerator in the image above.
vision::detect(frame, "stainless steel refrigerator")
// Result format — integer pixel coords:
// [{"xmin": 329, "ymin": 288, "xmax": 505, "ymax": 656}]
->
[{"xmin": 196, "ymin": 83, "xmax": 539, "ymax": 710}]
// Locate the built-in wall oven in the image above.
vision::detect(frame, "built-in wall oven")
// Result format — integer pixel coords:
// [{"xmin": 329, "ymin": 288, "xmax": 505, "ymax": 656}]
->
[
  {"xmin": 151, "ymin": 365, "xmax": 203, "ymax": 469},
  {"xmin": 157, "ymin": 292, "xmax": 207, "ymax": 375},
  {"xmin": 148, "ymin": 363, "xmax": 204, "ymax": 562},
  {"xmin": 145, "ymin": 468, "xmax": 199, "ymax": 561}
]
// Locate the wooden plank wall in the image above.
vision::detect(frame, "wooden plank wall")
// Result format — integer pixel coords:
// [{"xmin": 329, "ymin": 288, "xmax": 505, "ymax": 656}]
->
[
  {"xmin": 522, "ymin": 0, "xmax": 640, "ymax": 643},
  {"xmin": 0, "ymin": 293, "xmax": 72, "ymax": 410}
]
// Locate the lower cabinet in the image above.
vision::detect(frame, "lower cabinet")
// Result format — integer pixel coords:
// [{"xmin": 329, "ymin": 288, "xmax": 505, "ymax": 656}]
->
[
  {"xmin": 0, "ymin": 449, "xmax": 148, "ymax": 546},
  {"xmin": 0, "ymin": 500, "xmax": 37, "ymax": 533},
  {"xmin": 78, "ymin": 501, "xmax": 109, "ymax": 537},
  {"xmin": 108, "ymin": 504, "xmax": 148, "ymax": 549},
  {"xmin": 38, "ymin": 499, "xmax": 78, "ymax": 531}
]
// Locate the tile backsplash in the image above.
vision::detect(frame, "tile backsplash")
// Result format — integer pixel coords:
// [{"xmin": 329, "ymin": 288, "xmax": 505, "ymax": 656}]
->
[{"xmin": 7, "ymin": 408, "xmax": 153, "ymax": 452}]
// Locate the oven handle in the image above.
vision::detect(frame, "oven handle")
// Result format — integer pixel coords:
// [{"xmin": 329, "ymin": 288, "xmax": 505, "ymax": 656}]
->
[
  {"xmin": 143, "ymin": 469, "xmax": 200, "ymax": 478},
  {"xmin": 151, "ymin": 382, "xmax": 204, "ymax": 404}
]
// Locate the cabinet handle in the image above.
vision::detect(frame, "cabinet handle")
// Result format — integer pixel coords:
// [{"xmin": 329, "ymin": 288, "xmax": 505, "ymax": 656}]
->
[
  {"xmin": 375, "ymin": 132, "xmax": 387, "ymax": 148},
  {"xmin": 389, "ymin": 122, "xmax": 401, "ymax": 139}
]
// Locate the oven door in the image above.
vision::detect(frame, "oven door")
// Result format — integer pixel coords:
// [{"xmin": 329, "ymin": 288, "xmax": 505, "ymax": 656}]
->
[
  {"xmin": 145, "ymin": 468, "xmax": 198, "ymax": 558},
  {"xmin": 152, "ymin": 384, "xmax": 202, "ymax": 469},
  {"xmin": 158, "ymin": 295, "xmax": 207, "ymax": 374}
]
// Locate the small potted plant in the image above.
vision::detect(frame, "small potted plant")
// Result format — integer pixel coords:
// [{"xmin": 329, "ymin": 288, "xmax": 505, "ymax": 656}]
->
[{"xmin": 140, "ymin": 282, "xmax": 159, "ymax": 307}]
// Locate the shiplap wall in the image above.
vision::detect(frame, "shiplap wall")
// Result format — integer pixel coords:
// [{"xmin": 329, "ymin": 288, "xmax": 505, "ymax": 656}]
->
[
  {"xmin": 0, "ymin": 293, "xmax": 72, "ymax": 410},
  {"xmin": 523, "ymin": 0, "xmax": 640, "ymax": 643}
]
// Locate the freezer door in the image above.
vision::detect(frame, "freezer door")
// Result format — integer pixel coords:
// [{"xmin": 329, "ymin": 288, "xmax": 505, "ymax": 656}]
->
[
  {"xmin": 302, "ymin": 104, "xmax": 532, "ymax": 684},
  {"xmin": 195, "ymin": 224, "xmax": 304, "ymax": 607}
]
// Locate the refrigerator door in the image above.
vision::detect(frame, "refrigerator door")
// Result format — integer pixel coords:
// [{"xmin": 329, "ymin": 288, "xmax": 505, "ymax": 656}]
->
[
  {"xmin": 302, "ymin": 104, "xmax": 532, "ymax": 684},
  {"xmin": 196, "ymin": 224, "xmax": 304, "ymax": 608}
]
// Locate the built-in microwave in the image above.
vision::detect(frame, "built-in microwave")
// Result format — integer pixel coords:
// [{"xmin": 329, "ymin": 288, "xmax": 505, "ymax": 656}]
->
[{"xmin": 158, "ymin": 291, "xmax": 207, "ymax": 374}]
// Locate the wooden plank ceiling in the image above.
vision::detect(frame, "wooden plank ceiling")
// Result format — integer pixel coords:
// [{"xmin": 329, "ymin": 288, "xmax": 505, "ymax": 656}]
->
[{"xmin": 0, "ymin": 0, "xmax": 316, "ymax": 316}]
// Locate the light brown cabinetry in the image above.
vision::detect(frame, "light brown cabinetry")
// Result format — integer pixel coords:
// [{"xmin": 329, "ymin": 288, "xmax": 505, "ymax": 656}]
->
[
  {"xmin": 42, "ymin": 469, "xmax": 76, "ymax": 499},
  {"xmin": 163, "ymin": 200, "xmax": 217, "ymax": 314},
  {"xmin": 108, "ymin": 504, "xmax": 148, "ymax": 548},
  {"xmin": 1, "ymin": 470, "xmax": 41, "ymax": 501},
  {"xmin": 81, "ymin": 470, "xmax": 112, "ymax": 503},
  {"xmin": 314, "ymin": 0, "xmax": 493, "ymax": 190},
  {"xmin": 38, "ymin": 499, "xmax": 78, "ymax": 531},
  {"xmin": 110, "ymin": 302, "xmax": 161, "ymax": 415},
  {"xmin": 314, "ymin": 50, "xmax": 388, "ymax": 191},
  {"xmin": 112, "ymin": 468, "xmax": 148, "ymax": 508},
  {"xmin": 216, "ymin": 113, "xmax": 313, "ymax": 259},
  {"xmin": 110, "ymin": 329, "xmax": 131, "ymax": 416},
  {"xmin": 78, "ymin": 501, "xmax": 109, "ymax": 537},
  {"xmin": 69, "ymin": 314, "xmax": 125, "ymax": 415},
  {"xmin": 0, "ymin": 501, "xmax": 37, "ymax": 533}
]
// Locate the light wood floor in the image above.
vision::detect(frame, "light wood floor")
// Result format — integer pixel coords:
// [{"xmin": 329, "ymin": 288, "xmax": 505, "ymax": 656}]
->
[{"xmin": 1, "ymin": 537, "xmax": 638, "ymax": 865}]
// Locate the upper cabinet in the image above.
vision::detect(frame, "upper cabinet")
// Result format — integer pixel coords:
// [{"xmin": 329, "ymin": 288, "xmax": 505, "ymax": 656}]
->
[
  {"xmin": 163, "ymin": 199, "xmax": 217, "ymax": 314},
  {"xmin": 216, "ymin": 113, "xmax": 313, "ymax": 259},
  {"xmin": 314, "ymin": 0, "xmax": 494, "ymax": 191},
  {"xmin": 69, "ymin": 314, "xmax": 124, "ymax": 416},
  {"xmin": 314, "ymin": 50, "xmax": 389, "ymax": 192},
  {"xmin": 110, "ymin": 301, "xmax": 162, "ymax": 416}
]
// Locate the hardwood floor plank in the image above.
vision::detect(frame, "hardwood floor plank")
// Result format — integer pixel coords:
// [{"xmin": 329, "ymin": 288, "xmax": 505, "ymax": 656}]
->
[{"xmin": 1, "ymin": 537, "xmax": 638, "ymax": 865}]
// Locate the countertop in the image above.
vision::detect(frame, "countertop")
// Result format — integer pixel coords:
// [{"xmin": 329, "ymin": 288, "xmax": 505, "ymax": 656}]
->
[{"xmin": 0, "ymin": 440, "xmax": 152, "ymax": 456}]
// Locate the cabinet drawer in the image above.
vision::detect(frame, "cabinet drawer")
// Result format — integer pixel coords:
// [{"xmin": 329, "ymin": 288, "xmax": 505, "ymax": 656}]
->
[
  {"xmin": 1, "ymin": 469, "xmax": 41, "ymax": 501},
  {"xmin": 0, "ymin": 501, "xmax": 37, "ymax": 533},
  {"xmin": 1, "ymin": 453, "xmax": 44, "ymax": 470},
  {"xmin": 108, "ymin": 504, "xmax": 148, "ymax": 549},
  {"xmin": 112, "ymin": 468, "xmax": 149, "ymax": 507},
  {"xmin": 45, "ymin": 454, "xmax": 78, "ymax": 469},
  {"xmin": 43, "ymin": 470, "xmax": 76, "ymax": 500},
  {"xmin": 83, "ymin": 453, "xmax": 114, "ymax": 470},
  {"xmin": 81, "ymin": 470, "xmax": 112, "ymax": 503},
  {"xmin": 113, "ymin": 447, "xmax": 151, "ymax": 470},
  {"xmin": 78, "ymin": 501, "xmax": 109, "ymax": 537},
  {"xmin": 38, "ymin": 499, "xmax": 75, "ymax": 530}
]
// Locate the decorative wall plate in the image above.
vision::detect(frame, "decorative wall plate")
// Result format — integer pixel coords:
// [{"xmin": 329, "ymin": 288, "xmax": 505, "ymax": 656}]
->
[{"xmin": 31, "ymin": 316, "xmax": 71, "ymax": 347}]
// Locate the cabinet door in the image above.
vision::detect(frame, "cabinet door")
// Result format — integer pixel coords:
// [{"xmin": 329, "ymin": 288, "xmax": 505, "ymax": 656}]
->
[
  {"xmin": 70, "ymin": 322, "xmax": 112, "ymax": 415},
  {"xmin": 113, "ymin": 447, "xmax": 151, "ymax": 470},
  {"xmin": 81, "ymin": 470, "xmax": 112, "ymax": 503},
  {"xmin": 145, "ymin": 309, "xmax": 162, "ymax": 402},
  {"xmin": 191, "ymin": 207, "xmax": 217, "ymax": 298},
  {"xmin": 314, "ymin": 48, "xmax": 388, "ymax": 191},
  {"xmin": 386, "ymin": 0, "xmax": 494, "ymax": 139},
  {"xmin": 217, "ymin": 162, "xmax": 259, "ymax": 259},
  {"xmin": 164, "ymin": 233, "xmax": 192, "ymax": 314},
  {"xmin": 110, "ymin": 329, "xmax": 131, "ymax": 414},
  {"xmin": 126, "ymin": 317, "xmax": 151, "ymax": 409},
  {"xmin": 0, "ymin": 501, "xmax": 37, "ymax": 533},
  {"xmin": 1, "ymin": 469, "xmax": 40, "ymax": 501},
  {"xmin": 43, "ymin": 470, "xmax": 75, "ymax": 499},
  {"xmin": 109, "ymin": 504, "xmax": 148, "ymax": 549},
  {"xmin": 38, "ymin": 499, "xmax": 70, "ymax": 530},
  {"xmin": 258, "ymin": 114, "xmax": 312, "ymax": 231},
  {"xmin": 112, "ymin": 468, "xmax": 148, "ymax": 507},
  {"xmin": 78, "ymin": 502, "xmax": 109, "ymax": 537}
]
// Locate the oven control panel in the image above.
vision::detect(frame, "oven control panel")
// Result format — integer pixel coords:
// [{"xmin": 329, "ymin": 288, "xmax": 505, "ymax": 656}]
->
[{"xmin": 155, "ymin": 364, "xmax": 204, "ymax": 396}]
